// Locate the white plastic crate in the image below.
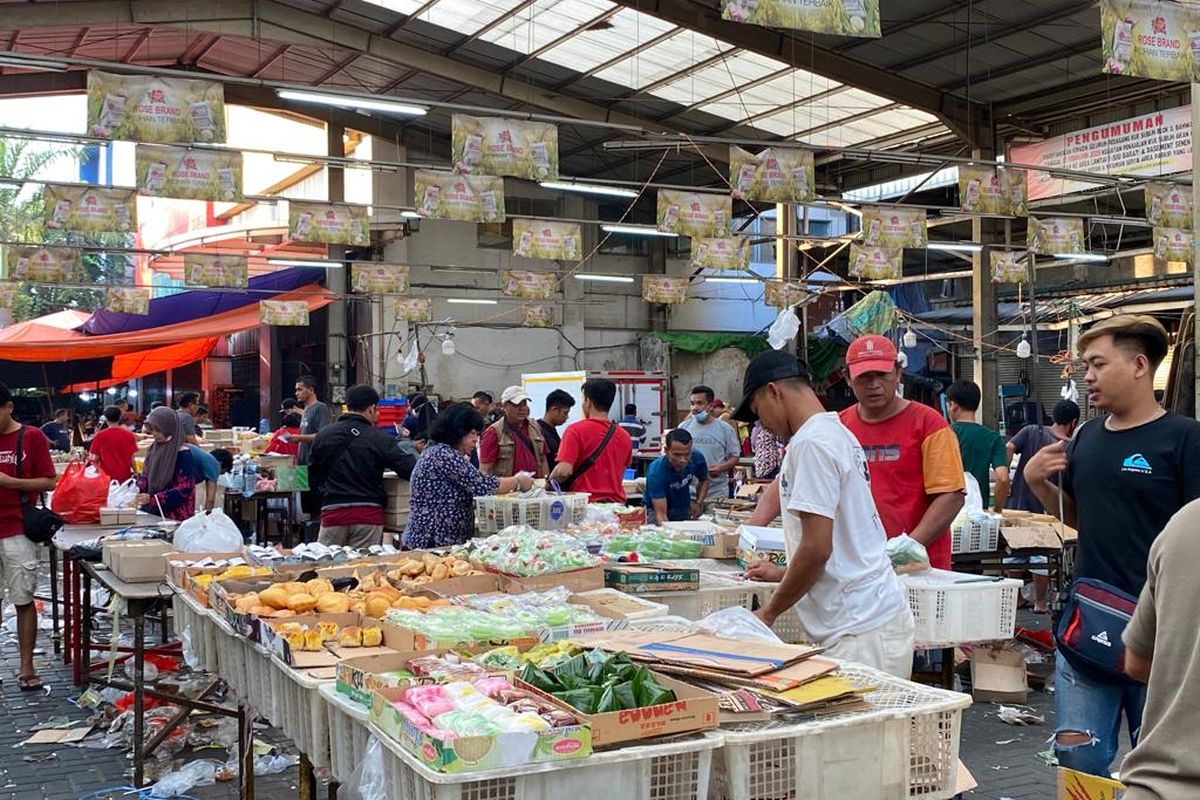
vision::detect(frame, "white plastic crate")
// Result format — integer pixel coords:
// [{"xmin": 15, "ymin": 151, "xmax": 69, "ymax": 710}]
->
[
  {"xmin": 474, "ymin": 493, "xmax": 590, "ymax": 533},
  {"xmin": 270, "ymin": 656, "xmax": 333, "ymax": 771},
  {"xmin": 648, "ymin": 562, "xmax": 809, "ymax": 644},
  {"xmin": 901, "ymin": 568, "xmax": 1022, "ymax": 647},
  {"xmin": 950, "ymin": 514, "xmax": 1001, "ymax": 554},
  {"xmin": 655, "ymin": 574, "xmax": 758, "ymax": 621},
  {"xmin": 371, "ymin": 722, "xmax": 722, "ymax": 800},
  {"xmin": 321, "ymin": 683, "xmax": 373, "ymax": 783},
  {"xmin": 713, "ymin": 662, "xmax": 971, "ymax": 800}
]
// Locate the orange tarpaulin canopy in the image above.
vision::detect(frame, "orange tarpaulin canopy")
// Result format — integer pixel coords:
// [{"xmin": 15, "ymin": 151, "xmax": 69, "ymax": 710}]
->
[
  {"xmin": 62, "ymin": 338, "xmax": 220, "ymax": 393},
  {"xmin": 0, "ymin": 286, "xmax": 333, "ymax": 362}
]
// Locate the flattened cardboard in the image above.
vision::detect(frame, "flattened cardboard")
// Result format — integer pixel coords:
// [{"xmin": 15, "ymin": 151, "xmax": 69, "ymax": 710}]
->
[
  {"xmin": 1001, "ymin": 526, "xmax": 1063, "ymax": 551},
  {"xmin": 570, "ymin": 630, "xmax": 820, "ymax": 677},
  {"xmin": 970, "ymin": 648, "xmax": 1028, "ymax": 703},
  {"xmin": 1057, "ymin": 767, "xmax": 1124, "ymax": 799},
  {"xmin": 955, "ymin": 760, "xmax": 978, "ymax": 794},
  {"xmin": 20, "ymin": 727, "xmax": 92, "ymax": 746}
]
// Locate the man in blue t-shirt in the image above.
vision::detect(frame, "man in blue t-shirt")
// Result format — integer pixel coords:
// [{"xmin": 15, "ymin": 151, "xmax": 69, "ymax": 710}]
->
[{"xmin": 645, "ymin": 429, "xmax": 709, "ymax": 524}]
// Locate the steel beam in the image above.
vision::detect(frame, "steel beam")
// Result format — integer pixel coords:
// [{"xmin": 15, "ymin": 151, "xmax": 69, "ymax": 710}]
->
[
  {"xmin": 836, "ymin": 0, "xmax": 970, "ymax": 52},
  {"xmin": 120, "ymin": 27, "xmax": 153, "ymax": 62},
  {"xmin": 250, "ymin": 44, "xmax": 291, "ymax": 77},
  {"xmin": 551, "ymin": 26, "xmax": 684, "ymax": 91},
  {"xmin": 313, "ymin": 52, "xmax": 360, "ymax": 85},
  {"xmin": 67, "ymin": 27, "xmax": 92, "ymax": 57},
  {"xmin": 441, "ymin": 0, "xmax": 538, "ymax": 57},
  {"xmin": 940, "ymin": 39, "xmax": 1097, "ymax": 91}
]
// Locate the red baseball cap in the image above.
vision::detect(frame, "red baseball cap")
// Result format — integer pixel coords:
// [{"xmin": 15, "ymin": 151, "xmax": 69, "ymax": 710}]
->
[{"xmin": 845, "ymin": 335, "xmax": 899, "ymax": 379}]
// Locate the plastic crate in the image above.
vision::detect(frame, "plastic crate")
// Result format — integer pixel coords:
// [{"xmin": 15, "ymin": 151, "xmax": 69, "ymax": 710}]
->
[
  {"xmin": 321, "ymin": 683, "xmax": 373, "ymax": 783},
  {"xmin": 713, "ymin": 662, "xmax": 971, "ymax": 800},
  {"xmin": 655, "ymin": 574, "xmax": 758, "ymax": 621},
  {"xmin": 950, "ymin": 514, "xmax": 1001, "ymax": 554},
  {"xmin": 901, "ymin": 569, "xmax": 1022, "ymax": 647},
  {"xmin": 270, "ymin": 656, "xmax": 333, "ymax": 771},
  {"xmin": 371, "ymin": 721, "xmax": 722, "ymax": 800},
  {"xmin": 474, "ymin": 493, "xmax": 590, "ymax": 533}
]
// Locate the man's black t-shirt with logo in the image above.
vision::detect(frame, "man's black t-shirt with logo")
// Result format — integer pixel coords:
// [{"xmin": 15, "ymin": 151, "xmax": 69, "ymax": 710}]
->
[{"xmin": 1063, "ymin": 412, "xmax": 1200, "ymax": 596}]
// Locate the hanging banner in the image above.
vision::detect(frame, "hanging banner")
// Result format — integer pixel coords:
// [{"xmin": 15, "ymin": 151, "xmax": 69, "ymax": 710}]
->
[
  {"xmin": 959, "ymin": 166, "xmax": 1028, "ymax": 216},
  {"xmin": 1100, "ymin": 0, "xmax": 1200, "ymax": 82},
  {"xmin": 991, "ymin": 251, "xmax": 1027, "ymax": 283},
  {"xmin": 288, "ymin": 201, "xmax": 370, "ymax": 246},
  {"xmin": 1011, "ymin": 108, "xmax": 1191, "ymax": 201},
  {"xmin": 1145, "ymin": 182, "xmax": 1193, "ymax": 229},
  {"xmin": 848, "ymin": 244, "xmax": 902, "ymax": 281},
  {"xmin": 87, "ymin": 70, "xmax": 226, "ymax": 144},
  {"xmin": 5, "ymin": 246, "xmax": 83, "ymax": 283},
  {"xmin": 1153, "ymin": 227, "xmax": 1194, "ymax": 263},
  {"xmin": 721, "ymin": 0, "xmax": 880, "ymax": 37},
  {"xmin": 0, "ymin": 283, "xmax": 16, "ymax": 310},
  {"xmin": 394, "ymin": 297, "xmax": 432, "ymax": 322},
  {"xmin": 501, "ymin": 270, "xmax": 557, "ymax": 300},
  {"xmin": 106, "ymin": 287, "xmax": 151, "ymax": 315},
  {"xmin": 522, "ymin": 305, "xmax": 555, "ymax": 328},
  {"xmin": 414, "ymin": 170, "xmax": 505, "ymax": 223},
  {"xmin": 182, "ymin": 253, "xmax": 248, "ymax": 289},
  {"xmin": 513, "ymin": 219, "xmax": 581, "ymax": 260},
  {"xmin": 43, "ymin": 185, "xmax": 136, "ymax": 234},
  {"xmin": 729, "ymin": 146, "xmax": 816, "ymax": 203},
  {"xmin": 763, "ymin": 281, "xmax": 808, "ymax": 308},
  {"xmin": 351, "ymin": 263, "xmax": 410, "ymax": 295},
  {"xmin": 1027, "ymin": 217, "xmax": 1086, "ymax": 255},
  {"xmin": 451, "ymin": 115, "xmax": 559, "ymax": 181},
  {"xmin": 692, "ymin": 237, "xmax": 751, "ymax": 270},
  {"xmin": 861, "ymin": 205, "xmax": 927, "ymax": 249},
  {"xmin": 260, "ymin": 300, "xmax": 310, "ymax": 326},
  {"xmin": 657, "ymin": 190, "xmax": 732, "ymax": 238},
  {"xmin": 135, "ymin": 144, "xmax": 243, "ymax": 202},
  {"xmin": 642, "ymin": 276, "xmax": 690, "ymax": 305}
]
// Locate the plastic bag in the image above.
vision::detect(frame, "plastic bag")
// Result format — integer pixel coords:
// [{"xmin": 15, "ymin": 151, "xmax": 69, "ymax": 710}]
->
[
  {"xmin": 107, "ymin": 478, "xmax": 139, "ymax": 509},
  {"xmin": 340, "ymin": 736, "xmax": 388, "ymax": 800},
  {"xmin": 174, "ymin": 508, "xmax": 243, "ymax": 552},
  {"xmin": 767, "ymin": 306, "xmax": 800, "ymax": 350},
  {"xmin": 696, "ymin": 605, "xmax": 782, "ymax": 644},
  {"xmin": 148, "ymin": 759, "xmax": 220, "ymax": 798},
  {"xmin": 50, "ymin": 461, "xmax": 111, "ymax": 524},
  {"xmin": 886, "ymin": 533, "xmax": 929, "ymax": 572}
]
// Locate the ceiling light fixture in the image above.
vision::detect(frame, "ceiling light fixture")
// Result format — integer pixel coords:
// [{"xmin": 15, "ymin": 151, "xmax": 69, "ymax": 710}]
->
[
  {"xmin": 705, "ymin": 277, "xmax": 758, "ymax": 284},
  {"xmin": 0, "ymin": 55, "xmax": 69, "ymax": 72},
  {"xmin": 927, "ymin": 242, "xmax": 982, "ymax": 253},
  {"xmin": 266, "ymin": 258, "xmax": 344, "ymax": 268},
  {"xmin": 446, "ymin": 298, "xmax": 497, "ymax": 305},
  {"xmin": 1051, "ymin": 253, "xmax": 1108, "ymax": 263},
  {"xmin": 540, "ymin": 180, "xmax": 638, "ymax": 198},
  {"xmin": 601, "ymin": 224, "xmax": 677, "ymax": 238},
  {"xmin": 276, "ymin": 89, "xmax": 426, "ymax": 117},
  {"xmin": 400, "ymin": 211, "xmax": 422, "ymax": 219},
  {"xmin": 574, "ymin": 273, "xmax": 635, "ymax": 283}
]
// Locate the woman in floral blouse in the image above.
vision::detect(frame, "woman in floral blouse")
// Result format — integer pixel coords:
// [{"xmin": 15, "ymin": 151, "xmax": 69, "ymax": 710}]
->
[
  {"xmin": 135, "ymin": 406, "xmax": 197, "ymax": 521},
  {"xmin": 402, "ymin": 404, "xmax": 533, "ymax": 549}
]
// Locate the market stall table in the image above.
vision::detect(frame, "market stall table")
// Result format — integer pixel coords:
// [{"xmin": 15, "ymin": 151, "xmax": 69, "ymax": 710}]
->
[{"xmin": 224, "ymin": 490, "xmax": 301, "ymax": 546}]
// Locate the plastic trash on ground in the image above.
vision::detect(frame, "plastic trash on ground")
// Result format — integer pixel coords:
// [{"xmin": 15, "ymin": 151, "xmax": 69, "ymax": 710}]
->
[
  {"xmin": 340, "ymin": 736, "xmax": 387, "ymax": 800},
  {"xmin": 148, "ymin": 759, "xmax": 220, "ymax": 798}
]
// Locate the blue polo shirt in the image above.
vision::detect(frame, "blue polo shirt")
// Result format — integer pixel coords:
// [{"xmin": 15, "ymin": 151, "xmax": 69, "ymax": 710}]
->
[
  {"xmin": 188, "ymin": 445, "xmax": 220, "ymax": 483},
  {"xmin": 644, "ymin": 451, "xmax": 708, "ymax": 524}
]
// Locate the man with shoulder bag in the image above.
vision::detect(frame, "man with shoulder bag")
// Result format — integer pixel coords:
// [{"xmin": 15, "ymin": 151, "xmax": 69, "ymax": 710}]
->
[
  {"xmin": 0, "ymin": 383, "xmax": 60, "ymax": 691},
  {"xmin": 549, "ymin": 378, "xmax": 633, "ymax": 502}
]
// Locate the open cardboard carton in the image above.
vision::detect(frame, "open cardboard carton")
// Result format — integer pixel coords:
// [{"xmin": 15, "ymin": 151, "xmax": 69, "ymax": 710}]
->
[
  {"xmin": 495, "ymin": 565, "xmax": 605, "ymax": 595},
  {"xmin": 208, "ymin": 577, "xmax": 281, "ymax": 640},
  {"xmin": 164, "ymin": 551, "xmax": 248, "ymax": 592},
  {"xmin": 379, "ymin": 620, "xmax": 541, "ymax": 654},
  {"xmin": 516, "ymin": 670, "xmax": 718, "ymax": 748},
  {"xmin": 970, "ymin": 647, "xmax": 1028, "ymax": 703},
  {"xmin": 337, "ymin": 646, "xmax": 503, "ymax": 707},
  {"xmin": 604, "ymin": 565, "xmax": 700, "ymax": 594},
  {"xmin": 261, "ymin": 612, "xmax": 388, "ymax": 668},
  {"xmin": 370, "ymin": 685, "xmax": 592, "ymax": 773},
  {"xmin": 661, "ymin": 521, "xmax": 740, "ymax": 559}
]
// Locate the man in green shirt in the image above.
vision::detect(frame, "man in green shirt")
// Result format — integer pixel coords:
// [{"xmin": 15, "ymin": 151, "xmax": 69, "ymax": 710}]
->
[{"xmin": 946, "ymin": 379, "xmax": 1010, "ymax": 511}]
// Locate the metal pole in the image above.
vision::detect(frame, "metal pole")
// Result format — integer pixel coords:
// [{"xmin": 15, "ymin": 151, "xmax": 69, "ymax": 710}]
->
[{"xmin": 1192, "ymin": 83, "xmax": 1200, "ymax": 419}]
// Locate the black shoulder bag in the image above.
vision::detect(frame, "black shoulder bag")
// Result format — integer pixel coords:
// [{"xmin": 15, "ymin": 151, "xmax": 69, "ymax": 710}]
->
[
  {"xmin": 15, "ymin": 427, "xmax": 64, "ymax": 545},
  {"xmin": 562, "ymin": 423, "xmax": 618, "ymax": 490}
]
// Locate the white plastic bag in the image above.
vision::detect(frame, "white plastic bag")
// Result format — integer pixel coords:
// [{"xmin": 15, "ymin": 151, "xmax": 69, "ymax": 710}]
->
[
  {"xmin": 886, "ymin": 533, "xmax": 929, "ymax": 572},
  {"xmin": 341, "ymin": 737, "xmax": 388, "ymax": 800},
  {"xmin": 173, "ymin": 508, "xmax": 243, "ymax": 552},
  {"xmin": 148, "ymin": 759, "xmax": 220, "ymax": 797},
  {"xmin": 696, "ymin": 605, "xmax": 782, "ymax": 644},
  {"xmin": 107, "ymin": 478, "xmax": 139, "ymax": 509},
  {"xmin": 767, "ymin": 306, "xmax": 801, "ymax": 350},
  {"xmin": 399, "ymin": 342, "xmax": 419, "ymax": 376}
]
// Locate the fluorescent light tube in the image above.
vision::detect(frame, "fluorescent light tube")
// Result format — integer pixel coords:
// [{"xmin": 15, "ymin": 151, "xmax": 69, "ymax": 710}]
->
[
  {"xmin": 540, "ymin": 181, "xmax": 638, "ymax": 198},
  {"xmin": 601, "ymin": 224, "xmax": 677, "ymax": 237},
  {"xmin": 927, "ymin": 242, "xmax": 982, "ymax": 253},
  {"xmin": 447, "ymin": 298, "xmax": 497, "ymax": 305},
  {"xmin": 1051, "ymin": 253, "xmax": 1108, "ymax": 262},
  {"xmin": 400, "ymin": 211, "xmax": 422, "ymax": 219},
  {"xmin": 574, "ymin": 273, "xmax": 634, "ymax": 283},
  {"xmin": 0, "ymin": 56, "xmax": 69, "ymax": 72},
  {"xmin": 267, "ymin": 258, "xmax": 343, "ymax": 268},
  {"xmin": 706, "ymin": 277, "xmax": 758, "ymax": 284},
  {"xmin": 276, "ymin": 89, "xmax": 426, "ymax": 117}
]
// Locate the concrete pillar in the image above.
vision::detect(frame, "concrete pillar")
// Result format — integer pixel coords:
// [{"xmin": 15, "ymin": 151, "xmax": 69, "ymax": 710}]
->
[
  {"xmin": 326, "ymin": 123, "xmax": 348, "ymax": 401},
  {"xmin": 968, "ymin": 114, "xmax": 1001, "ymax": 429}
]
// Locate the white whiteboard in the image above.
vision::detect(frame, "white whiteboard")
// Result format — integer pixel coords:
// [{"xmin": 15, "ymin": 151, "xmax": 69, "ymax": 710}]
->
[{"xmin": 522, "ymin": 371, "xmax": 586, "ymax": 434}]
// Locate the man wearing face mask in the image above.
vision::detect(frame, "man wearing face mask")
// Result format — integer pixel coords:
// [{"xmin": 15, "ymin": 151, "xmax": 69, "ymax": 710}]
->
[{"xmin": 678, "ymin": 385, "xmax": 742, "ymax": 502}]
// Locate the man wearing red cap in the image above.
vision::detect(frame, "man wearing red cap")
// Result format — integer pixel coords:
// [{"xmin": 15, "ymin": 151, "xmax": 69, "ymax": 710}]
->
[{"xmin": 838, "ymin": 335, "xmax": 965, "ymax": 570}]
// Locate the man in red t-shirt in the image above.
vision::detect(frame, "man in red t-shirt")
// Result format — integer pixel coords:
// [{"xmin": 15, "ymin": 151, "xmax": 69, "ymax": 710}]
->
[
  {"xmin": 550, "ymin": 378, "xmax": 632, "ymax": 502},
  {"xmin": 0, "ymin": 383, "xmax": 58, "ymax": 690},
  {"xmin": 90, "ymin": 405, "xmax": 138, "ymax": 483},
  {"xmin": 836, "ymin": 336, "xmax": 965, "ymax": 570}
]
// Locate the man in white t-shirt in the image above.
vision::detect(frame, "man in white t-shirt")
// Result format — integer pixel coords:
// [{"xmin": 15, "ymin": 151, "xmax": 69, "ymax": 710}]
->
[{"xmin": 732, "ymin": 350, "xmax": 915, "ymax": 678}]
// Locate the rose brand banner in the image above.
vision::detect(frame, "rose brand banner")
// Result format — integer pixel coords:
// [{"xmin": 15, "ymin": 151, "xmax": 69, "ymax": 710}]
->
[
  {"xmin": 729, "ymin": 146, "xmax": 816, "ymax": 203},
  {"xmin": 1100, "ymin": 0, "xmax": 1200, "ymax": 82},
  {"xmin": 260, "ymin": 300, "xmax": 310, "ymax": 326},
  {"xmin": 991, "ymin": 251, "xmax": 1027, "ymax": 283},
  {"xmin": 183, "ymin": 254, "xmax": 248, "ymax": 289},
  {"xmin": 657, "ymin": 190, "xmax": 732, "ymax": 238},
  {"xmin": 88, "ymin": 70, "xmax": 226, "ymax": 143},
  {"xmin": 136, "ymin": 144, "xmax": 243, "ymax": 202},
  {"xmin": 351, "ymin": 264, "xmax": 410, "ymax": 295},
  {"xmin": 848, "ymin": 244, "xmax": 902, "ymax": 281},
  {"xmin": 1027, "ymin": 217, "xmax": 1086, "ymax": 255},
  {"xmin": 501, "ymin": 270, "xmax": 557, "ymax": 300},
  {"xmin": 414, "ymin": 170, "xmax": 506, "ymax": 223},
  {"xmin": 394, "ymin": 297, "xmax": 432, "ymax": 322},
  {"xmin": 513, "ymin": 219, "xmax": 581, "ymax": 260},
  {"xmin": 106, "ymin": 287, "xmax": 151, "ymax": 315},
  {"xmin": 763, "ymin": 281, "xmax": 808, "ymax": 308},
  {"xmin": 861, "ymin": 205, "xmax": 927, "ymax": 249},
  {"xmin": 0, "ymin": 283, "xmax": 16, "ymax": 310},
  {"xmin": 692, "ymin": 237, "xmax": 751, "ymax": 270},
  {"xmin": 1153, "ymin": 227, "xmax": 1194, "ymax": 263},
  {"xmin": 522, "ymin": 305, "xmax": 555, "ymax": 328},
  {"xmin": 642, "ymin": 276, "xmax": 690, "ymax": 304},
  {"xmin": 1145, "ymin": 182, "xmax": 1192, "ymax": 229},
  {"xmin": 44, "ymin": 185, "xmax": 136, "ymax": 235},
  {"xmin": 451, "ymin": 115, "xmax": 558, "ymax": 181},
  {"xmin": 721, "ymin": 0, "xmax": 881, "ymax": 38},
  {"xmin": 5, "ymin": 246, "xmax": 83, "ymax": 283},
  {"xmin": 959, "ymin": 166, "xmax": 1028, "ymax": 216},
  {"xmin": 289, "ymin": 201, "xmax": 370, "ymax": 246}
]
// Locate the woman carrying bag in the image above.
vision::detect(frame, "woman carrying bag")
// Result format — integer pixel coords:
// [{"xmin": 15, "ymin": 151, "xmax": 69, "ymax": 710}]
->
[{"xmin": 135, "ymin": 406, "xmax": 197, "ymax": 521}]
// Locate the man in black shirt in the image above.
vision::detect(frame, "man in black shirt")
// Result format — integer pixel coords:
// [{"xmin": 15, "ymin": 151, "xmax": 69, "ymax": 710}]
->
[
  {"xmin": 537, "ymin": 389, "xmax": 575, "ymax": 470},
  {"xmin": 1025, "ymin": 314, "xmax": 1200, "ymax": 777}
]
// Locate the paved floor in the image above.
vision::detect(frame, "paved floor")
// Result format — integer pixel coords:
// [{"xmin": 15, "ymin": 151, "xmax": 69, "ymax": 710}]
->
[{"xmin": 0, "ymin": 590, "xmax": 1092, "ymax": 799}]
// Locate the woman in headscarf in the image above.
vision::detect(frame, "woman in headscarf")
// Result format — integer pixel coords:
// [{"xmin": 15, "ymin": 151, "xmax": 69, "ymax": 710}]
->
[{"xmin": 135, "ymin": 406, "xmax": 198, "ymax": 520}]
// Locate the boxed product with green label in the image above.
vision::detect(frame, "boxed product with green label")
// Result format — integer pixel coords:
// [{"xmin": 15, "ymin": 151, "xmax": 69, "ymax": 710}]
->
[{"xmin": 737, "ymin": 525, "xmax": 788, "ymax": 568}]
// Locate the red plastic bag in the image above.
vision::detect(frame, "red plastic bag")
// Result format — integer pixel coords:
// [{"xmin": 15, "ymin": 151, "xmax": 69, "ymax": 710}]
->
[{"xmin": 50, "ymin": 460, "xmax": 111, "ymax": 524}]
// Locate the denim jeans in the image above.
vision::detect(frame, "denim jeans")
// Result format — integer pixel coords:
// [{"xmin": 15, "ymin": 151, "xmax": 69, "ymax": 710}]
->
[{"xmin": 1054, "ymin": 653, "xmax": 1147, "ymax": 776}]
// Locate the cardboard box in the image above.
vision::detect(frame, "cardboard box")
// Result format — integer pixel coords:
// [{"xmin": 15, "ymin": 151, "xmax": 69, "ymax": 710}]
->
[
  {"xmin": 571, "ymin": 589, "xmax": 668, "ymax": 622},
  {"xmin": 370, "ymin": 686, "xmax": 592, "ymax": 773},
  {"xmin": 495, "ymin": 566, "xmax": 604, "ymax": 595},
  {"xmin": 604, "ymin": 565, "xmax": 700, "ymax": 594},
  {"xmin": 261, "ymin": 612, "xmax": 385, "ymax": 668},
  {"xmin": 163, "ymin": 551, "xmax": 247, "ymax": 589},
  {"xmin": 379, "ymin": 620, "xmax": 540, "ymax": 654},
  {"xmin": 970, "ymin": 648, "xmax": 1028, "ymax": 703},
  {"xmin": 336, "ymin": 647, "xmax": 505, "ymax": 707},
  {"xmin": 99, "ymin": 507, "xmax": 139, "ymax": 526},
  {"xmin": 102, "ymin": 540, "xmax": 173, "ymax": 583},
  {"xmin": 735, "ymin": 482, "xmax": 768, "ymax": 499},
  {"xmin": 737, "ymin": 525, "xmax": 787, "ymax": 568},
  {"xmin": 209, "ymin": 577, "xmax": 279, "ymax": 640},
  {"xmin": 393, "ymin": 571, "xmax": 501, "ymax": 597},
  {"xmin": 516, "ymin": 671, "xmax": 718, "ymax": 747},
  {"xmin": 1057, "ymin": 768, "xmax": 1124, "ymax": 799}
]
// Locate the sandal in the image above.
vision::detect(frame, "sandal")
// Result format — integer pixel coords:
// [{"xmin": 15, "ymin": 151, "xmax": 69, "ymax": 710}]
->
[{"xmin": 17, "ymin": 674, "xmax": 43, "ymax": 691}]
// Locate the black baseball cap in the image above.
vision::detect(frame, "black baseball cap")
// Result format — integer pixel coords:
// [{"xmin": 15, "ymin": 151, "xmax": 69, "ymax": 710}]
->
[{"xmin": 732, "ymin": 350, "xmax": 811, "ymax": 423}]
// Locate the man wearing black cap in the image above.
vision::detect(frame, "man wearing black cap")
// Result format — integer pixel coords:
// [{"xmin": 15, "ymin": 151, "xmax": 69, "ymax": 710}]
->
[{"xmin": 732, "ymin": 350, "xmax": 914, "ymax": 678}]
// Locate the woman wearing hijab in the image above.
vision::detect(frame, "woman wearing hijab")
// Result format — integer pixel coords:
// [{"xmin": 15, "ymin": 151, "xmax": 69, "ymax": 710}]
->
[{"xmin": 135, "ymin": 406, "xmax": 198, "ymax": 520}]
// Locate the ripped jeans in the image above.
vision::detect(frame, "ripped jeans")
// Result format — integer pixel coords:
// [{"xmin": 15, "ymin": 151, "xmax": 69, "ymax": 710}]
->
[{"xmin": 1054, "ymin": 654, "xmax": 1147, "ymax": 776}]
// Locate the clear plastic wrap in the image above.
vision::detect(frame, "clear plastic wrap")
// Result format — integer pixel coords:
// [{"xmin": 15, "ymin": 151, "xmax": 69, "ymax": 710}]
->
[{"xmin": 696, "ymin": 605, "xmax": 782, "ymax": 644}]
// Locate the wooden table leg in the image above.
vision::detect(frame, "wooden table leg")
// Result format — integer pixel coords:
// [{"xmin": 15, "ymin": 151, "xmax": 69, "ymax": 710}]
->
[
  {"xmin": 239, "ymin": 701, "xmax": 255, "ymax": 800},
  {"xmin": 132, "ymin": 603, "xmax": 146, "ymax": 787},
  {"xmin": 298, "ymin": 753, "xmax": 317, "ymax": 800}
]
